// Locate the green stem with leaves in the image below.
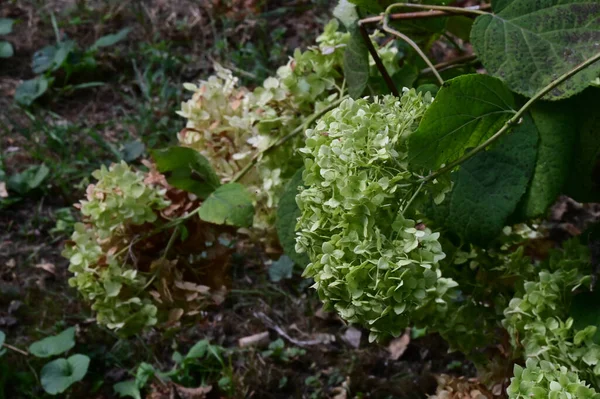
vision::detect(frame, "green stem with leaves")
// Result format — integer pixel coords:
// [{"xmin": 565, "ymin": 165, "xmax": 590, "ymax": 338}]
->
[{"xmin": 422, "ymin": 51, "xmax": 600, "ymax": 182}]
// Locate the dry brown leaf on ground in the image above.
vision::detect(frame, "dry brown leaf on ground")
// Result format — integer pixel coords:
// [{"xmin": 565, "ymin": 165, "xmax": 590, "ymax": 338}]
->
[
  {"xmin": 34, "ymin": 261, "xmax": 56, "ymax": 275},
  {"xmin": 388, "ymin": 329, "xmax": 410, "ymax": 360},
  {"xmin": 238, "ymin": 331, "xmax": 270, "ymax": 348},
  {"xmin": 341, "ymin": 327, "xmax": 361, "ymax": 349},
  {"xmin": 429, "ymin": 375, "xmax": 494, "ymax": 399},
  {"xmin": 173, "ymin": 383, "xmax": 212, "ymax": 399}
]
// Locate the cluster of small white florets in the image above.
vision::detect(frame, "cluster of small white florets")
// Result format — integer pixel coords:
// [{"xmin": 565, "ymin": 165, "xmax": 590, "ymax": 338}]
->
[{"xmin": 177, "ymin": 20, "xmax": 399, "ymax": 228}]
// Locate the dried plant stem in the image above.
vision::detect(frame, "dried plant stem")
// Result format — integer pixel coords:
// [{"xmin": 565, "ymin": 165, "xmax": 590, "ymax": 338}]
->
[
  {"xmin": 358, "ymin": 23, "xmax": 399, "ymax": 96},
  {"xmin": 359, "ymin": 4, "xmax": 491, "ymax": 25},
  {"xmin": 3, "ymin": 343, "xmax": 28, "ymax": 356}
]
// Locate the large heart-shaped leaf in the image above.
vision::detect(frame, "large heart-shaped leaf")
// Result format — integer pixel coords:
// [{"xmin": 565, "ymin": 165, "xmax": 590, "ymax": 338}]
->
[
  {"xmin": 40, "ymin": 354, "xmax": 90, "ymax": 395},
  {"xmin": 344, "ymin": 26, "xmax": 369, "ymax": 99},
  {"xmin": 151, "ymin": 147, "xmax": 220, "ymax": 199},
  {"xmin": 564, "ymin": 88, "xmax": 600, "ymax": 202},
  {"xmin": 198, "ymin": 183, "xmax": 254, "ymax": 228},
  {"xmin": 276, "ymin": 167, "xmax": 310, "ymax": 266},
  {"xmin": 28, "ymin": 327, "xmax": 76, "ymax": 358},
  {"xmin": 436, "ymin": 115, "xmax": 538, "ymax": 245},
  {"xmin": 517, "ymin": 101, "xmax": 577, "ymax": 218},
  {"xmin": 471, "ymin": 0, "xmax": 600, "ymax": 100},
  {"xmin": 408, "ymin": 74, "xmax": 516, "ymax": 171}
]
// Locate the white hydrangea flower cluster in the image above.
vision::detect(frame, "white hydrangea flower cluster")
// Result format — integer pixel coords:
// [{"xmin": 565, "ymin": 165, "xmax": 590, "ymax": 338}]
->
[
  {"xmin": 177, "ymin": 20, "xmax": 399, "ymax": 228},
  {"xmin": 295, "ymin": 92, "xmax": 458, "ymax": 341}
]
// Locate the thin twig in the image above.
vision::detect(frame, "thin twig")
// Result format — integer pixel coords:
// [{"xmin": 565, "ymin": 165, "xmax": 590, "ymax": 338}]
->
[
  {"xmin": 420, "ymin": 54, "xmax": 477, "ymax": 75},
  {"xmin": 232, "ymin": 96, "xmax": 348, "ymax": 183},
  {"xmin": 382, "ymin": 6, "xmax": 444, "ymax": 85},
  {"xmin": 421, "ymin": 51, "xmax": 600, "ymax": 182},
  {"xmin": 360, "ymin": 4, "xmax": 491, "ymax": 25},
  {"xmin": 161, "ymin": 225, "xmax": 180, "ymax": 260},
  {"xmin": 3, "ymin": 343, "xmax": 28, "ymax": 356},
  {"xmin": 254, "ymin": 312, "xmax": 326, "ymax": 347},
  {"xmin": 387, "ymin": 3, "xmax": 489, "ymax": 15},
  {"xmin": 357, "ymin": 24, "xmax": 399, "ymax": 96}
]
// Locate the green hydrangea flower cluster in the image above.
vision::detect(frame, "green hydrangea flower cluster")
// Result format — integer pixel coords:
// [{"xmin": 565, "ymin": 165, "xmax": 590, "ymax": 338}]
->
[
  {"xmin": 177, "ymin": 20, "xmax": 398, "ymax": 228},
  {"xmin": 508, "ymin": 358, "xmax": 600, "ymax": 399},
  {"xmin": 295, "ymin": 92, "xmax": 458, "ymax": 341},
  {"xmin": 80, "ymin": 161, "xmax": 170, "ymax": 238},
  {"xmin": 502, "ymin": 239, "xmax": 600, "ymax": 393},
  {"xmin": 63, "ymin": 162, "xmax": 170, "ymax": 333}
]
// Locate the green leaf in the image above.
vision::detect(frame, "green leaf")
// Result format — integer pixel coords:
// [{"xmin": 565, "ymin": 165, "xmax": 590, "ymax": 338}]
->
[
  {"xmin": 114, "ymin": 380, "xmax": 141, "ymax": 399},
  {"xmin": 564, "ymin": 88, "xmax": 600, "ymax": 202},
  {"xmin": 0, "ymin": 18, "xmax": 14, "ymax": 35},
  {"xmin": 7, "ymin": 163, "xmax": 50, "ymax": 195},
  {"xmin": 90, "ymin": 28, "xmax": 131, "ymax": 50},
  {"xmin": 15, "ymin": 76, "xmax": 50, "ymax": 106},
  {"xmin": 32, "ymin": 45, "xmax": 56, "ymax": 74},
  {"xmin": 198, "ymin": 183, "xmax": 254, "ymax": 228},
  {"xmin": 571, "ymin": 287, "xmax": 600, "ymax": 344},
  {"xmin": 333, "ymin": 0, "xmax": 359, "ymax": 29},
  {"xmin": 0, "ymin": 330, "xmax": 5, "ymax": 357},
  {"xmin": 446, "ymin": 16, "xmax": 473, "ymax": 42},
  {"xmin": 185, "ymin": 340, "xmax": 209, "ymax": 360},
  {"xmin": 121, "ymin": 140, "xmax": 145, "ymax": 162},
  {"xmin": 408, "ymin": 74, "xmax": 516, "ymax": 171},
  {"xmin": 517, "ymin": 102, "xmax": 577, "ymax": 218},
  {"xmin": 348, "ymin": 0, "xmax": 383, "ymax": 14},
  {"xmin": 151, "ymin": 147, "xmax": 220, "ymax": 199},
  {"xmin": 40, "ymin": 354, "xmax": 90, "ymax": 395},
  {"xmin": 50, "ymin": 40, "xmax": 75, "ymax": 72},
  {"xmin": 0, "ymin": 41, "xmax": 13, "ymax": 58},
  {"xmin": 276, "ymin": 168, "xmax": 310, "ymax": 267},
  {"xmin": 416, "ymin": 83, "xmax": 439, "ymax": 96},
  {"xmin": 134, "ymin": 363, "xmax": 155, "ymax": 389},
  {"xmin": 29, "ymin": 327, "xmax": 76, "ymax": 358},
  {"xmin": 268, "ymin": 255, "xmax": 294, "ymax": 282},
  {"xmin": 471, "ymin": 0, "xmax": 600, "ymax": 100},
  {"xmin": 392, "ymin": 64, "xmax": 419, "ymax": 90},
  {"xmin": 344, "ymin": 26, "xmax": 369, "ymax": 99},
  {"xmin": 441, "ymin": 115, "xmax": 538, "ymax": 245}
]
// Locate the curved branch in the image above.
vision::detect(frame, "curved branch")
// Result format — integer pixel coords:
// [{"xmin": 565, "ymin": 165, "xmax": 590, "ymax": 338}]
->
[{"xmin": 382, "ymin": 4, "xmax": 444, "ymax": 85}]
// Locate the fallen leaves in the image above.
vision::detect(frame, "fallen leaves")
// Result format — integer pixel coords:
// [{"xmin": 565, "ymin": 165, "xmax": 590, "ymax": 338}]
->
[
  {"xmin": 341, "ymin": 327, "xmax": 361, "ymax": 349},
  {"xmin": 35, "ymin": 261, "xmax": 56, "ymax": 275},
  {"xmin": 238, "ymin": 331, "xmax": 270, "ymax": 348},
  {"xmin": 429, "ymin": 375, "xmax": 495, "ymax": 399},
  {"xmin": 388, "ymin": 329, "xmax": 411, "ymax": 360}
]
